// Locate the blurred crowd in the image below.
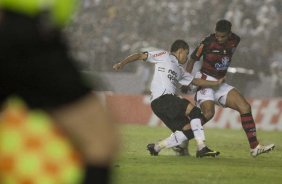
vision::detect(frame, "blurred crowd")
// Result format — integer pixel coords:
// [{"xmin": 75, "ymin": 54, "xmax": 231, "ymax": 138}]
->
[{"xmin": 65, "ymin": 0, "xmax": 282, "ymax": 97}]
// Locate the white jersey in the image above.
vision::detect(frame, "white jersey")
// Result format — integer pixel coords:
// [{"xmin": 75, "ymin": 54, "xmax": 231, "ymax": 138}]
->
[{"xmin": 144, "ymin": 50, "xmax": 194, "ymax": 101}]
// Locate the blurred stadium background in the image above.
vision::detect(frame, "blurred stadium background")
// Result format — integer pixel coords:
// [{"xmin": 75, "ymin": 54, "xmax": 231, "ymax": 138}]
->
[
  {"xmin": 62, "ymin": 2, "xmax": 281, "ymax": 184},
  {"xmin": 66, "ymin": 0, "xmax": 282, "ymax": 98}
]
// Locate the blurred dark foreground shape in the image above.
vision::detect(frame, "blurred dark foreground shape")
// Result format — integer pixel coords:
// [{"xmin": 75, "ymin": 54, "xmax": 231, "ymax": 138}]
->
[{"xmin": 0, "ymin": 0, "xmax": 120, "ymax": 183}]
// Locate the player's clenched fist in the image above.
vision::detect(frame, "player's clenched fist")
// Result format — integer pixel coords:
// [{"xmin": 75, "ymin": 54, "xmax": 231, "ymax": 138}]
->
[{"xmin": 113, "ymin": 62, "xmax": 124, "ymax": 71}]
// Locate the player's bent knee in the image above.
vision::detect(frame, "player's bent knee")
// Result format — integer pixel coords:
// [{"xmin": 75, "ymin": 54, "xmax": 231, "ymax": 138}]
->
[
  {"xmin": 202, "ymin": 110, "xmax": 214, "ymax": 121},
  {"xmin": 239, "ymin": 103, "xmax": 251, "ymax": 114},
  {"xmin": 189, "ymin": 107, "xmax": 202, "ymax": 119}
]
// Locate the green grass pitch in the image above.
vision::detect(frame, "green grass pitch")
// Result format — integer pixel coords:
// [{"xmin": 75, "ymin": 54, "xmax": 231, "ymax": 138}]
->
[{"xmin": 112, "ymin": 124, "xmax": 282, "ymax": 184}]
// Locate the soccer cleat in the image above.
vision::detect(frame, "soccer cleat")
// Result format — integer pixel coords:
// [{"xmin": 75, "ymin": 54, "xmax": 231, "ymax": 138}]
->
[
  {"xmin": 250, "ymin": 144, "xmax": 275, "ymax": 157},
  {"xmin": 147, "ymin": 143, "xmax": 159, "ymax": 156},
  {"xmin": 196, "ymin": 146, "xmax": 220, "ymax": 158}
]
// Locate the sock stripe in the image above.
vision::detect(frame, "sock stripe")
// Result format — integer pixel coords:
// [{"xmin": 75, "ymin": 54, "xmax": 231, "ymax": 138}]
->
[
  {"xmin": 247, "ymin": 132, "xmax": 256, "ymax": 138},
  {"xmin": 241, "ymin": 116, "xmax": 253, "ymax": 122},
  {"xmin": 241, "ymin": 113, "xmax": 252, "ymax": 117},
  {"xmin": 248, "ymin": 136, "xmax": 258, "ymax": 142},
  {"xmin": 242, "ymin": 120, "xmax": 254, "ymax": 124},
  {"xmin": 173, "ymin": 135, "xmax": 179, "ymax": 143},
  {"xmin": 242, "ymin": 123, "xmax": 256, "ymax": 129}
]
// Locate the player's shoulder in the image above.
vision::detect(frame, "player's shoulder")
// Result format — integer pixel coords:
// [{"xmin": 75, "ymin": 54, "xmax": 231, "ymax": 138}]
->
[
  {"xmin": 230, "ymin": 32, "xmax": 241, "ymax": 43},
  {"xmin": 148, "ymin": 49, "xmax": 168, "ymax": 57},
  {"xmin": 148, "ymin": 50, "xmax": 169, "ymax": 60},
  {"xmin": 200, "ymin": 34, "xmax": 215, "ymax": 45},
  {"xmin": 146, "ymin": 49, "xmax": 170, "ymax": 63}
]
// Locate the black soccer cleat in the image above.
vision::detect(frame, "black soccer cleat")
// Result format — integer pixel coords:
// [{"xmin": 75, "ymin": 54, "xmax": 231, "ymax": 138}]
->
[
  {"xmin": 147, "ymin": 143, "xmax": 159, "ymax": 156},
  {"xmin": 196, "ymin": 146, "xmax": 220, "ymax": 158}
]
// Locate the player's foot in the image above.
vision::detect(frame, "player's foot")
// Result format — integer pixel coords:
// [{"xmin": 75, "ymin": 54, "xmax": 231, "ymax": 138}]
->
[
  {"xmin": 250, "ymin": 144, "xmax": 275, "ymax": 157},
  {"xmin": 147, "ymin": 143, "xmax": 159, "ymax": 156},
  {"xmin": 172, "ymin": 140, "xmax": 190, "ymax": 156},
  {"xmin": 196, "ymin": 146, "xmax": 220, "ymax": 158}
]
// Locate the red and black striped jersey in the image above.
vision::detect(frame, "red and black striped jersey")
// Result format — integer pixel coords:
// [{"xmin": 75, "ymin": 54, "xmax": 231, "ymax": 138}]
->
[{"xmin": 190, "ymin": 32, "xmax": 240, "ymax": 79}]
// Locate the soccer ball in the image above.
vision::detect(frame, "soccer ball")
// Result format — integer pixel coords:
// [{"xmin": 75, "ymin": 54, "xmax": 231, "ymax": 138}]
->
[
  {"xmin": 171, "ymin": 140, "xmax": 190, "ymax": 156},
  {"xmin": 0, "ymin": 98, "xmax": 84, "ymax": 184}
]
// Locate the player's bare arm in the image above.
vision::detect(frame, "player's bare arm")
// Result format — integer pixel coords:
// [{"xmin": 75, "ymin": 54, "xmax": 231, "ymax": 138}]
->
[
  {"xmin": 186, "ymin": 58, "xmax": 196, "ymax": 73},
  {"xmin": 191, "ymin": 77, "xmax": 225, "ymax": 88},
  {"xmin": 113, "ymin": 52, "xmax": 148, "ymax": 71}
]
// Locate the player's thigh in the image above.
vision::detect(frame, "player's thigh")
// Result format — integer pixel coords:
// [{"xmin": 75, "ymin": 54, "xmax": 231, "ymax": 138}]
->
[
  {"xmin": 167, "ymin": 96, "xmax": 190, "ymax": 131},
  {"xmin": 225, "ymin": 88, "xmax": 251, "ymax": 113},
  {"xmin": 195, "ymin": 87, "xmax": 214, "ymax": 106},
  {"xmin": 214, "ymin": 83, "xmax": 233, "ymax": 106},
  {"xmin": 151, "ymin": 95, "xmax": 189, "ymax": 131}
]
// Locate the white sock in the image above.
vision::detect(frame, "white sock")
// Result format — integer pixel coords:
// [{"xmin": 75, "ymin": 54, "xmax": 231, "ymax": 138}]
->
[
  {"xmin": 155, "ymin": 131, "xmax": 188, "ymax": 152},
  {"xmin": 190, "ymin": 119, "xmax": 206, "ymax": 150}
]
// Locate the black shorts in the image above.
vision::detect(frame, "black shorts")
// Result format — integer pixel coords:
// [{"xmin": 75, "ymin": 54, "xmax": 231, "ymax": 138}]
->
[{"xmin": 151, "ymin": 94, "xmax": 190, "ymax": 132}]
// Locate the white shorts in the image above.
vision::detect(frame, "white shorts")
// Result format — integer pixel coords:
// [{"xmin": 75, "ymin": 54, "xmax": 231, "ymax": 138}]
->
[{"xmin": 194, "ymin": 72, "xmax": 234, "ymax": 107}]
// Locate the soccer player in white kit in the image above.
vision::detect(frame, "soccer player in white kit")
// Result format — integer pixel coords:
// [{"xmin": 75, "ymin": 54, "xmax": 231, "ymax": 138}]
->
[{"xmin": 113, "ymin": 40, "xmax": 224, "ymax": 157}]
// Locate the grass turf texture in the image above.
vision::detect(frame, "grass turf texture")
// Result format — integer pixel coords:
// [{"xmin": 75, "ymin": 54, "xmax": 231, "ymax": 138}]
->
[{"xmin": 113, "ymin": 124, "xmax": 282, "ymax": 184}]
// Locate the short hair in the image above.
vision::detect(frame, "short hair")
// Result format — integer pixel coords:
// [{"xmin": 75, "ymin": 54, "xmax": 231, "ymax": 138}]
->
[
  {"xmin": 170, "ymin": 40, "xmax": 189, "ymax": 52},
  {"xmin": 215, "ymin": 19, "xmax": 232, "ymax": 33}
]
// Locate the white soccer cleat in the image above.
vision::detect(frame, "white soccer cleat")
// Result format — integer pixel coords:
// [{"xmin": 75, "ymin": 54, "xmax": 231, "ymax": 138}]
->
[{"xmin": 250, "ymin": 144, "xmax": 275, "ymax": 157}]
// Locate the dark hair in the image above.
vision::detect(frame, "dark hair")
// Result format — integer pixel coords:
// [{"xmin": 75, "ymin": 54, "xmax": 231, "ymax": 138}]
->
[
  {"xmin": 215, "ymin": 19, "xmax": 232, "ymax": 33},
  {"xmin": 170, "ymin": 40, "xmax": 189, "ymax": 52}
]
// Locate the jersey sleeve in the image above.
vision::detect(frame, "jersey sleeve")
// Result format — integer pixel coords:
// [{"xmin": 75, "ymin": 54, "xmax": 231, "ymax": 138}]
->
[
  {"xmin": 190, "ymin": 35, "xmax": 211, "ymax": 61},
  {"xmin": 178, "ymin": 68, "xmax": 194, "ymax": 86},
  {"xmin": 145, "ymin": 50, "xmax": 170, "ymax": 63}
]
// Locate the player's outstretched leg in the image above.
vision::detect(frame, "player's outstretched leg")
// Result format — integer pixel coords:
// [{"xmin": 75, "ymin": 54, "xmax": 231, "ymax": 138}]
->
[
  {"xmin": 250, "ymin": 144, "xmax": 275, "ymax": 157},
  {"xmin": 196, "ymin": 146, "xmax": 220, "ymax": 158},
  {"xmin": 146, "ymin": 131, "xmax": 188, "ymax": 156}
]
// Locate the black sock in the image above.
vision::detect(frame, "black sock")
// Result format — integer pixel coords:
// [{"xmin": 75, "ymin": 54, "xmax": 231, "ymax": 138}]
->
[
  {"xmin": 183, "ymin": 129, "xmax": 194, "ymax": 140},
  {"xmin": 183, "ymin": 114, "xmax": 208, "ymax": 139},
  {"xmin": 201, "ymin": 114, "xmax": 208, "ymax": 126},
  {"xmin": 82, "ymin": 165, "xmax": 111, "ymax": 184}
]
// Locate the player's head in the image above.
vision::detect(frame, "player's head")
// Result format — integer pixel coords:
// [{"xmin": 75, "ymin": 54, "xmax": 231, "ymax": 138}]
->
[
  {"xmin": 215, "ymin": 19, "xmax": 232, "ymax": 44},
  {"xmin": 0, "ymin": 0, "xmax": 78, "ymax": 28},
  {"xmin": 216, "ymin": 19, "xmax": 232, "ymax": 33},
  {"xmin": 170, "ymin": 40, "xmax": 189, "ymax": 64}
]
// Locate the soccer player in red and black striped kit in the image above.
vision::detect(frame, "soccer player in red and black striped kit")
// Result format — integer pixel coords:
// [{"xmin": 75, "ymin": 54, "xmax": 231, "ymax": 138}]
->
[{"xmin": 186, "ymin": 19, "xmax": 274, "ymax": 157}]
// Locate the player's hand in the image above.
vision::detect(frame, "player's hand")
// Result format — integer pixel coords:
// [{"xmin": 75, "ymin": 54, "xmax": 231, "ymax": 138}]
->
[
  {"xmin": 180, "ymin": 85, "xmax": 189, "ymax": 93},
  {"xmin": 113, "ymin": 62, "xmax": 124, "ymax": 71},
  {"xmin": 180, "ymin": 85, "xmax": 198, "ymax": 94}
]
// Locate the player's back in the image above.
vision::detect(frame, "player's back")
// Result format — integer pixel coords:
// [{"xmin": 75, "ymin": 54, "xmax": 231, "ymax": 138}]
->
[{"xmin": 145, "ymin": 50, "xmax": 185, "ymax": 101}]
